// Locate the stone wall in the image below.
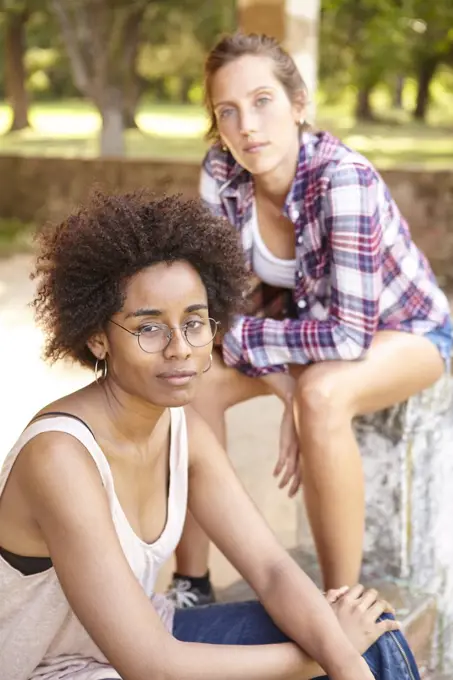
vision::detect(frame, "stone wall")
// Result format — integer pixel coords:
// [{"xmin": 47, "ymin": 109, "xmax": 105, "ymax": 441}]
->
[
  {"xmin": 1, "ymin": 155, "xmax": 453, "ymax": 286},
  {"xmin": 383, "ymin": 170, "xmax": 453, "ymax": 289},
  {"xmin": 0, "ymin": 155, "xmax": 199, "ymax": 224}
]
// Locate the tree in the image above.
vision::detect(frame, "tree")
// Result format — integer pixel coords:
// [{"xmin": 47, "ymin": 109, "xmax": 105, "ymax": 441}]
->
[
  {"xmin": 408, "ymin": 4, "xmax": 453, "ymax": 121},
  {"xmin": 320, "ymin": 0, "xmax": 453, "ymax": 123},
  {"xmin": 50, "ymin": 0, "xmax": 149, "ymax": 156},
  {"xmin": 320, "ymin": 0, "xmax": 411, "ymax": 121},
  {"xmin": 3, "ymin": 2, "xmax": 30, "ymax": 131},
  {"xmin": 136, "ymin": 0, "xmax": 235, "ymax": 104}
]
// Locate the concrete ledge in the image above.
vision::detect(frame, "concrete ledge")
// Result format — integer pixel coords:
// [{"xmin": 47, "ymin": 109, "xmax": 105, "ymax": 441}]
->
[{"xmin": 295, "ymin": 373, "xmax": 453, "ymax": 673}]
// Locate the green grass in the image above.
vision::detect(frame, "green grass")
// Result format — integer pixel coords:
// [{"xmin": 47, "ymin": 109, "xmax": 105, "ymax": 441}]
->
[
  {"xmin": 0, "ymin": 100, "xmax": 210, "ymax": 161},
  {"xmin": 0, "ymin": 82, "xmax": 452, "ymax": 168},
  {"xmin": 0, "ymin": 218, "xmax": 35, "ymax": 258}
]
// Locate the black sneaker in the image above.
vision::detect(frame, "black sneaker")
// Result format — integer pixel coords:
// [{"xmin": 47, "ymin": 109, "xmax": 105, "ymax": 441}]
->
[{"xmin": 166, "ymin": 576, "xmax": 216, "ymax": 609}]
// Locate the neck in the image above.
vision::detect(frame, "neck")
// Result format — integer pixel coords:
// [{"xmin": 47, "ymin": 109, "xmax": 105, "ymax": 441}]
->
[
  {"xmin": 254, "ymin": 137, "xmax": 300, "ymax": 206},
  {"xmin": 96, "ymin": 379, "xmax": 166, "ymax": 447}
]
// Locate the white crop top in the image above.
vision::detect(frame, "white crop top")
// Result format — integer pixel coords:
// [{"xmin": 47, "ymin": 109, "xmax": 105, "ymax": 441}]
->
[{"xmin": 251, "ymin": 201, "xmax": 297, "ymax": 289}]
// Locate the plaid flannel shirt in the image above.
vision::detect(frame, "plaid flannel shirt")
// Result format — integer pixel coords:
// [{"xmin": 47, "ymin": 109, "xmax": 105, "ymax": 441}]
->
[{"xmin": 200, "ymin": 131, "xmax": 450, "ymax": 377}]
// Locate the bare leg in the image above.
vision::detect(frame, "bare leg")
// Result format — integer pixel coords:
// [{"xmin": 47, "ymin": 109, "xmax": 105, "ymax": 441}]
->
[
  {"xmin": 295, "ymin": 393, "xmax": 365, "ymax": 591},
  {"xmin": 175, "ymin": 350, "xmax": 270, "ymax": 577},
  {"xmin": 174, "ymin": 513, "xmax": 213, "ymax": 578},
  {"xmin": 292, "ymin": 331, "xmax": 444, "ymax": 591}
]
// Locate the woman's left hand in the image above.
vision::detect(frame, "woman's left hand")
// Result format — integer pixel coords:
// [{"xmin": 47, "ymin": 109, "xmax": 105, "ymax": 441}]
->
[
  {"xmin": 324, "ymin": 585, "xmax": 400, "ymax": 657},
  {"xmin": 273, "ymin": 401, "xmax": 302, "ymax": 497}
]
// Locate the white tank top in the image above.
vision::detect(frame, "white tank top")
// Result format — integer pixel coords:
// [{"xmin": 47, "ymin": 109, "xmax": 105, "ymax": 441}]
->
[
  {"xmin": 251, "ymin": 201, "xmax": 296, "ymax": 289},
  {"xmin": 0, "ymin": 409, "xmax": 188, "ymax": 680}
]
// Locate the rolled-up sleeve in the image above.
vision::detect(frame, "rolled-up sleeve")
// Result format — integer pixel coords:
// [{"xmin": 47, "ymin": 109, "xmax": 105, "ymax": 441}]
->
[{"xmin": 222, "ymin": 320, "xmax": 289, "ymax": 377}]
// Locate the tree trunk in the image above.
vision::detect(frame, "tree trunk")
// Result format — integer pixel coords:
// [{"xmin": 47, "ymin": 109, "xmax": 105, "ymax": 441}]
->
[
  {"xmin": 99, "ymin": 88, "xmax": 125, "ymax": 157},
  {"xmin": 154, "ymin": 78, "xmax": 166, "ymax": 100},
  {"xmin": 355, "ymin": 85, "xmax": 375, "ymax": 121},
  {"xmin": 393, "ymin": 75, "xmax": 405, "ymax": 109},
  {"xmin": 180, "ymin": 76, "xmax": 193, "ymax": 104},
  {"xmin": 413, "ymin": 58, "xmax": 438, "ymax": 121},
  {"xmin": 122, "ymin": 78, "xmax": 143, "ymax": 129},
  {"xmin": 51, "ymin": 0, "xmax": 148, "ymax": 154},
  {"xmin": 120, "ymin": 7, "xmax": 146, "ymax": 129},
  {"xmin": 123, "ymin": 108, "xmax": 138, "ymax": 130},
  {"xmin": 5, "ymin": 10, "xmax": 30, "ymax": 132}
]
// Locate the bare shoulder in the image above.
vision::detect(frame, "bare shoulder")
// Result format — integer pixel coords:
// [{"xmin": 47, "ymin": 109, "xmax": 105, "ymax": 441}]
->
[
  {"xmin": 17, "ymin": 428, "xmax": 98, "ymax": 471},
  {"xmin": 0, "ymin": 428, "xmax": 107, "ymax": 560},
  {"xmin": 14, "ymin": 429, "xmax": 104, "ymax": 512},
  {"xmin": 32, "ymin": 383, "xmax": 96, "ymax": 422}
]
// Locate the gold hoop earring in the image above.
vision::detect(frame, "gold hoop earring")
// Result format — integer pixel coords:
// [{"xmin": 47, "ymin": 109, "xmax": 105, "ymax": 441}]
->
[
  {"xmin": 202, "ymin": 353, "xmax": 213, "ymax": 374},
  {"xmin": 94, "ymin": 358, "xmax": 108, "ymax": 384}
]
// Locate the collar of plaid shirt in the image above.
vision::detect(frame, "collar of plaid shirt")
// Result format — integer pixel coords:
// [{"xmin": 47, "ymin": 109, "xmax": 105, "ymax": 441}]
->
[{"xmin": 209, "ymin": 132, "xmax": 336, "ymax": 320}]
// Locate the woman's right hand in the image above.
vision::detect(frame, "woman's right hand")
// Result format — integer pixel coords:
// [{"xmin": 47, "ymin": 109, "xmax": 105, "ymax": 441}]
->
[
  {"xmin": 274, "ymin": 401, "xmax": 301, "ymax": 497},
  {"xmin": 325, "ymin": 584, "xmax": 400, "ymax": 655}
]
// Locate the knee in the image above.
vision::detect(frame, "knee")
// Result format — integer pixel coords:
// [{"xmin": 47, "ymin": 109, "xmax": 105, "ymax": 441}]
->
[{"xmin": 294, "ymin": 365, "xmax": 351, "ymax": 434}]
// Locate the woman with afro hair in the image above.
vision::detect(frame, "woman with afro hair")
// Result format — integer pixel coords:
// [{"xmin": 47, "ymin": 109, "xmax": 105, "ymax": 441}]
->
[{"xmin": 0, "ymin": 190, "xmax": 420, "ymax": 680}]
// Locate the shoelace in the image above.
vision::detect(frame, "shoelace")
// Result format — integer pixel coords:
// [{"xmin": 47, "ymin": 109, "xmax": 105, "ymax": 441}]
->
[{"xmin": 167, "ymin": 579, "xmax": 200, "ymax": 608}]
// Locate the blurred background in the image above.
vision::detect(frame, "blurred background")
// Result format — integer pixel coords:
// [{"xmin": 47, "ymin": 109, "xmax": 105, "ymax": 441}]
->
[
  {"xmin": 1, "ymin": 0, "xmax": 452, "ymax": 163},
  {"xmin": 0, "ymin": 0, "xmax": 452, "ymax": 257}
]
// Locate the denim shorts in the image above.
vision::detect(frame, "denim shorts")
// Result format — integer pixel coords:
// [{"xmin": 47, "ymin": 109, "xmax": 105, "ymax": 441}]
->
[{"xmin": 424, "ymin": 315, "xmax": 453, "ymax": 371}]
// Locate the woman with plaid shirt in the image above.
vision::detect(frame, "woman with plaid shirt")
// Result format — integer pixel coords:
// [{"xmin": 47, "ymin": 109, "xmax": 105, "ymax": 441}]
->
[{"xmin": 167, "ymin": 33, "xmax": 453, "ymax": 607}]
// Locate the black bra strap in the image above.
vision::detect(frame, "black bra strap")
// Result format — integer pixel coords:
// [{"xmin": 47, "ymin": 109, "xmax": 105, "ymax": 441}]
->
[
  {"xmin": 0, "ymin": 546, "xmax": 53, "ymax": 575},
  {"xmin": 30, "ymin": 411, "xmax": 95, "ymax": 439}
]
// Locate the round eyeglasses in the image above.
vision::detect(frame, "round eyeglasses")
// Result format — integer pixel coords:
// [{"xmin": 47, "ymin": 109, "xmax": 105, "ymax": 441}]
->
[{"xmin": 110, "ymin": 317, "xmax": 219, "ymax": 354}]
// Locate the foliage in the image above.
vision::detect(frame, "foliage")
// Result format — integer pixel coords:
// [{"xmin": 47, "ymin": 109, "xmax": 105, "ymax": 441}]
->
[
  {"xmin": 0, "ymin": 0, "xmax": 452, "ymax": 124},
  {"xmin": 320, "ymin": 0, "xmax": 411, "ymax": 95},
  {"xmin": 409, "ymin": 2, "xmax": 453, "ymax": 67},
  {"xmin": 320, "ymin": 0, "xmax": 453, "ymax": 115},
  {"xmin": 0, "ymin": 216, "xmax": 35, "ymax": 257}
]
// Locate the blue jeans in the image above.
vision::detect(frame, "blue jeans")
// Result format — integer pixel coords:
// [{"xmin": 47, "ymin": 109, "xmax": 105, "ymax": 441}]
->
[
  {"xmin": 424, "ymin": 314, "xmax": 453, "ymax": 371},
  {"xmin": 173, "ymin": 600, "xmax": 420, "ymax": 680}
]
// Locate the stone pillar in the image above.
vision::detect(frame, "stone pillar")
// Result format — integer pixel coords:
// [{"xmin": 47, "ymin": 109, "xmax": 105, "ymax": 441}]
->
[
  {"xmin": 237, "ymin": 0, "xmax": 321, "ymax": 120},
  {"xmin": 297, "ymin": 374, "xmax": 453, "ymax": 671},
  {"xmin": 237, "ymin": 0, "xmax": 286, "ymax": 41}
]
